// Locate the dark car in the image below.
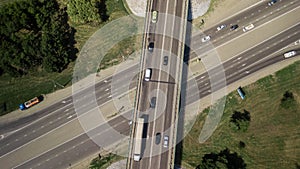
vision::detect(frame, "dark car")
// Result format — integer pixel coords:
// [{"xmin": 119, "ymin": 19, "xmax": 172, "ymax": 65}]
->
[
  {"xmin": 155, "ymin": 132, "xmax": 161, "ymax": 144},
  {"xmin": 163, "ymin": 56, "xmax": 168, "ymax": 65},
  {"xmin": 268, "ymin": 0, "xmax": 277, "ymax": 6},
  {"xmin": 230, "ymin": 24, "xmax": 239, "ymax": 30},
  {"xmin": 148, "ymin": 42, "xmax": 154, "ymax": 52},
  {"xmin": 150, "ymin": 97, "xmax": 156, "ymax": 108}
]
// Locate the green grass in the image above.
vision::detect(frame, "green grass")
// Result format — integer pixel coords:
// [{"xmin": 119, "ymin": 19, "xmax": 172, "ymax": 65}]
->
[
  {"xmin": 89, "ymin": 153, "xmax": 124, "ymax": 169},
  {"xmin": 192, "ymin": 0, "xmax": 222, "ymax": 28},
  {"xmin": 183, "ymin": 61, "xmax": 300, "ymax": 169},
  {"xmin": 0, "ymin": 0, "xmax": 140, "ymax": 115},
  {"xmin": 0, "ymin": 64, "xmax": 74, "ymax": 115}
]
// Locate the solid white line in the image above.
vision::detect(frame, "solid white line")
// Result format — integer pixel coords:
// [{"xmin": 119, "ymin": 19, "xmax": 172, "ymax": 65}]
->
[
  {"xmin": 201, "ymin": 12, "xmax": 300, "ymax": 73},
  {"xmin": 218, "ymin": 0, "xmax": 265, "ymax": 24},
  {"xmin": 11, "ymin": 110, "xmax": 129, "ymax": 169}
]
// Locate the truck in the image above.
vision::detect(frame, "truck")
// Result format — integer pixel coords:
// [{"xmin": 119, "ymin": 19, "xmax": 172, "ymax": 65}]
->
[
  {"xmin": 19, "ymin": 97, "xmax": 40, "ymax": 110},
  {"xmin": 133, "ymin": 117, "xmax": 144, "ymax": 161}
]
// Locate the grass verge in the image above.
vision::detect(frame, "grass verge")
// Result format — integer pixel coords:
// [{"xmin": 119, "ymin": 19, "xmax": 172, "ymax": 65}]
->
[
  {"xmin": 89, "ymin": 153, "xmax": 124, "ymax": 169},
  {"xmin": 183, "ymin": 60, "xmax": 300, "ymax": 168}
]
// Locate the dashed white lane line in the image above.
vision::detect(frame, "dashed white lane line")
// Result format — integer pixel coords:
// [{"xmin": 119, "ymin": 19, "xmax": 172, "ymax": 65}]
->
[{"xmin": 67, "ymin": 116, "xmax": 72, "ymax": 119}]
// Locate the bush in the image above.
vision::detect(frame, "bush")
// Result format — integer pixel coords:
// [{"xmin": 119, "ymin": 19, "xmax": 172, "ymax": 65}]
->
[
  {"xmin": 230, "ymin": 110, "xmax": 251, "ymax": 132},
  {"xmin": 280, "ymin": 91, "xmax": 296, "ymax": 109}
]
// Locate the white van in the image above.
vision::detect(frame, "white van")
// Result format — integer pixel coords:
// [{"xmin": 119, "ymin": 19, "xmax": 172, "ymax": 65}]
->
[
  {"xmin": 243, "ymin": 24, "xmax": 254, "ymax": 32},
  {"xmin": 144, "ymin": 68, "xmax": 152, "ymax": 81}
]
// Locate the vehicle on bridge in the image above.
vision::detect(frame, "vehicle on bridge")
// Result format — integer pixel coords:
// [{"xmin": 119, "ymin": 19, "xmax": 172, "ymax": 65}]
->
[
  {"xmin": 151, "ymin": 11, "xmax": 158, "ymax": 23},
  {"xmin": 201, "ymin": 35, "xmax": 211, "ymax": 43},
  {"xmin": 19, "ymin": 97, "xmax": 40, "ymax": 110},
  {"xmin": 133, "ymin": 117, "xmax": 145, "ymax": 161},
  {"xmin": 144, "ymin": 68, "xmax": 152, "ymax": 81}
]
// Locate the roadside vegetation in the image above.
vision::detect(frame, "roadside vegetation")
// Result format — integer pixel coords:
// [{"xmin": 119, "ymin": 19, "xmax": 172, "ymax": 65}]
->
[
  {"xmin": 0, "ymin": 0, "xmax": 141, "ymax": 114},
  {"xmin": 89, "ymin": 153, "xmax": 124, "ymax": 169},
  {"xmin": 183, "ymin": 60, "xmax": 300, "ymax": 168}
]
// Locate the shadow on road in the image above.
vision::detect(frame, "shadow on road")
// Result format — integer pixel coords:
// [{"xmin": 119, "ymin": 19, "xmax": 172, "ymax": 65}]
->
[{"xmin": 174, "ymin": 1, "xmax": 193, "ymax": 167}]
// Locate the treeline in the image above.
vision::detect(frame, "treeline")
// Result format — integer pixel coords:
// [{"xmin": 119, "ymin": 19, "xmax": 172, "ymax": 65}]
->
[{"xmin": 0, "ymin": 0, "xmax": 76, "ymax": 76}]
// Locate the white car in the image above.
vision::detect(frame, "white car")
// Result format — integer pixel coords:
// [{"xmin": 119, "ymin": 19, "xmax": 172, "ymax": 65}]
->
[
  {"xmin": 243, "ymin": 24, "xmax": 254, "ymax": 32},
  {"xmin": 217, "ymin": 24, "xmax": 226, "ymax": 31},
  {"xmin": 163, "ymin": 135, "xmax": 169, "ymax": 148},
  {"xmin": 201, "ymin": 35, "xmax": 211, "ymax": 42},
  {"xmin": 151, "ymin": 11, "xmax": 158, "ymax": 23},
  {"xmin": 284, "ymin": 51, "xmax": 297, "ymax": 58}
]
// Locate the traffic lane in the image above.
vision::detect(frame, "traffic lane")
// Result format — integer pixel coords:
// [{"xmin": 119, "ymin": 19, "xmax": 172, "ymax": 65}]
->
[
  {"xmin": 190, "ymin": 0, "xmax": 299, "ymax": 49},
  {"xmin": 14, "ymin": 134, "xmax": 98, "ymax": 169},
  {"xmin": 188, "ymin": 22, "xmax": 300, "ymax": 91},
  {"xmin": 159, "ymin": 148, "xmax": 170, "ymax": 169},
  {"xmin": 139, "ymin": 71, "xmax": 161, "ymax": 169},
  {"xmin": 14, "ymin": 110, "xmax": 131, "ymax": 169},
  {"xmin": 0, "ymin": 99, "xmax": 70, "ymax": 134},
  {"xmin": 0, "ymin": 105, "xmax": 76, "ymax": 157},
  {"xmin": 186, "ymin": 51, "xmax": 299, "ymax": 106},
  {"xmin": 148, "ymin": 74, "xmax": 175, "ymax": 169}
]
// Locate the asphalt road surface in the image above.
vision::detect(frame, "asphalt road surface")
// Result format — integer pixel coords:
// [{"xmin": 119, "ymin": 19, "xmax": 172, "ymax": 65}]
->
[
  {"xmin": 0, "ymin": 0, "xmax": 299, "ymax": 168},
  {"xmin": 129, "ymin": 0, "xmax": 188, "ymax": 168}
]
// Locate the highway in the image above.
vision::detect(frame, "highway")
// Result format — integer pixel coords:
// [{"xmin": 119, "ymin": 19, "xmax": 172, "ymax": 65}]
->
[
  {"xmin": 0, "ymin": 0, "xmax": 300, "ymax": 168},
  {"xmin": 129, "ymin": 0, "xmax": 188, "ymax": 168}
]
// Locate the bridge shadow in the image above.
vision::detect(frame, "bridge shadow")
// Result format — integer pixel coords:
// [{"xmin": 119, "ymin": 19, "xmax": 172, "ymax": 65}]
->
[
  {"xmin": 174, "ymin": 0, "xmax": 193, "ymax": 168},
  {"xmin": 147, "ymin": 80, "xmax": 176, "ymax": 85}
]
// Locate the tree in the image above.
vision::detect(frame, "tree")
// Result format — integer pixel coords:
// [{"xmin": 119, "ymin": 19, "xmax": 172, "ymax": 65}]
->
[
  {"xmin": 67, "ymin": 0, "xmax": 103, "ymax": 24},
  {"xmin": 230, "ymin": 110, "xmax": 251, "ymax": 132},
  {"xmin": 0, "ymin": 0, "xmax": 76, "ymax": 75},
  {"xmin": 280, "ymin": 91, "xmax": 296, "ymax": 109},
  {"xmin": 196, "ymin": 148, "xmax": 246, "ymax": 169}
]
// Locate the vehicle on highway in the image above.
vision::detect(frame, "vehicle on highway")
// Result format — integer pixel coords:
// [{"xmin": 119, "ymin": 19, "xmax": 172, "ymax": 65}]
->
[
  {"xmin": 284, "ymin": 51, "xmax": 297, "ymax": 58},
  {"xmin": 243, "ymin": 23, "xmax": 254, "ymax": 32},
  {"xmin": 163, "ymin": 135, "xmax": 169, "ymax": 148},
  {"xmin": 150, "ymin": 97, "xmax": 156, "ymax": 108},
  {"xmin": 19, "ymin": 97, "xmax": 40, "ymax": 110},
  {"xmin": 148, "ymin": 42, "xmax": 154, "ymax": 52},
  {"xmin": 201, "ymin": 35, "xmax": 211, "ymax": 42},
  {"xmin": 163, "ymin": 56, "xmax": 168, "ymax": 65},
  {"xmin": 134, "ymin": 118, "xmax": 145, "ymax": 161},
  {"xmin": 155, "ymin": 133, "xmax": 161, "ymax": 144},
  {"xmin": 151, "ymin": 11, "xmax": 158, "ymax": 23},
  {"xmin": 217, "ymin": 24, "xmax": 226, "ymax": 31},
  {"xmin": 268, "ymin": 0, "xmax": 277, "ymax": 6},
  {"xmin": 237, "ymin": 87, "xmax": 246, "ymax": 100},
  {"xmin": 145, "ymin": 68, "xmax": 152, "ymax": 81},
  {"xmin": 230, "ymin": 24, "xmax": 239, "ymax": 30}
]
